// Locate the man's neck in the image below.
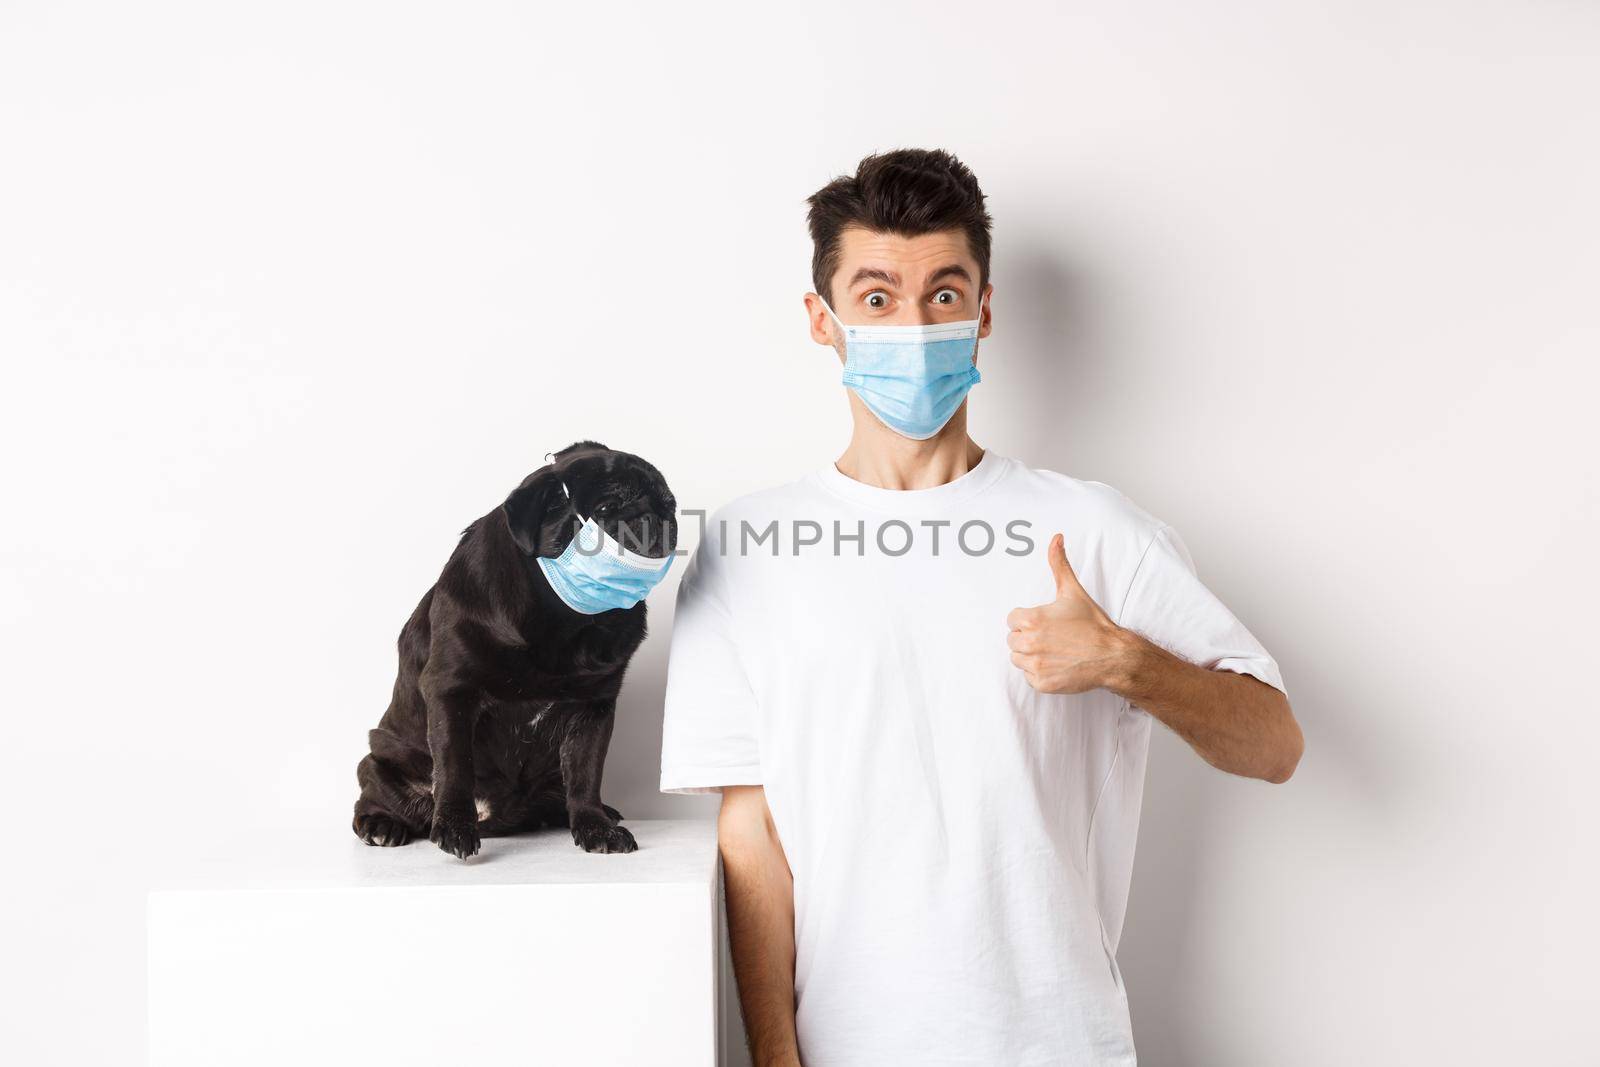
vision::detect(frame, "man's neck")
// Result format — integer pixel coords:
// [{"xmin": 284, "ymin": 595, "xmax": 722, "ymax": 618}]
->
[{"xmin": 834, "ymin": 407, "xmax": 985, "ymax": 491}]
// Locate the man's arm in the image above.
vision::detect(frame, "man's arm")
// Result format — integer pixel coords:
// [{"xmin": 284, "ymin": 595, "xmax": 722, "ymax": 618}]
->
[
  {"xmin": 718, "ymin": 784, "xmax": 803, "ymax": 1067},
  {"xmin": 1103, "ymin": 633, "xmax": 1302, "ymax": 782},
  {"xmin": 1008, "ymin": 533, "xmax": 1304, "ymax": 784}
]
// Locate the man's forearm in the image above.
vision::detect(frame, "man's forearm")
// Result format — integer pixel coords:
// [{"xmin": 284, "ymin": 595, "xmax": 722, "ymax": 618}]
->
[
  {"xmin": 1104, "ymin": 628, "xmax": 1303, "ymax": 783},
  {"xmin": 719, "ymin": 788, "xmax": 802, "ymax": 1067}
]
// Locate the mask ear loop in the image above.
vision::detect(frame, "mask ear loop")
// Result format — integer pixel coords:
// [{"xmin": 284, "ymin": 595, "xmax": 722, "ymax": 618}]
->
[
  {"xmin": 818, "ymin": 294, "xmax": 850, "ymax": 343},
  {"xmin": 560, "ymin": 480, "xmax": 604, "ymax": 558},
  {"xmin": 948, "ymin": 290, "xmax": 983, "ymax": 383},
  {"xmin": 819, "ymin": 294, "xmax": 863, "ymax": 384}
]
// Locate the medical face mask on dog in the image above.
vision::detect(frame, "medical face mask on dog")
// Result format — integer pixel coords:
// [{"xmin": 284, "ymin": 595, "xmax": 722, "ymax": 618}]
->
[
  {"xmin": 536, "ymin": 489, "xmax": 673, "ymax": 614},
  {"xmin": 819, "ymin": 294, "xmax": 983, "ymax": 440}
]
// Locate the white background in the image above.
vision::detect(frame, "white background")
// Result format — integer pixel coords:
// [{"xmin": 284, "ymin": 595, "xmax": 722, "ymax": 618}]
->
[{"xmin": 3, "ymin": 2, "xmax": 1596, "ymax": 1064}]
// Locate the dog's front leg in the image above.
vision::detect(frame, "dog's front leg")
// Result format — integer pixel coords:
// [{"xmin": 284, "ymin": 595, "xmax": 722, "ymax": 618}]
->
[
  {"xmin": 421, "ymin": 673, "xmax": 481, "ymax": 859},
  {"xmin": 561, "ymin": 700, "xmax": 637, "ymax": 854}
]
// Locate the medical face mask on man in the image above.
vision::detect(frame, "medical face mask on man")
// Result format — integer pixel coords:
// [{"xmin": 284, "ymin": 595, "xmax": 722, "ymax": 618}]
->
[
  {"xmin": 819, "ymin": 293, "xmax": 983, "ymax": 440},
  {"xmin": 536, "ymin": 487, "xmax": 674, "ymax": 614}
]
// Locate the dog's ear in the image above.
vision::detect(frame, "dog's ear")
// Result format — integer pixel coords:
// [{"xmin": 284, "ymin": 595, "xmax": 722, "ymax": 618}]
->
[
  {"xmin": 502, "ymin": 471, "xmax": 566, "ymax": 556},
  {"xmin": 552, "ymin": 440, "xmax": 608, "ymax": 460}
]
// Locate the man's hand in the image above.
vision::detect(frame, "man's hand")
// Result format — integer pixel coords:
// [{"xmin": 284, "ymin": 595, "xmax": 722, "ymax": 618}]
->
[
  {"xmin": 1007, "ymin": 531, "xmax": 1305, "ymax": 783},
  {"xmin": 1006, "ymin": 532, "xmax": 1132, "ymax": 695}
]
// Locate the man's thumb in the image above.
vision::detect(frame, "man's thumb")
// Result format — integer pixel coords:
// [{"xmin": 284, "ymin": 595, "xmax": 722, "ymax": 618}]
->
[{"xmin": 1048, "ymin": 533, "xmax": 1081, "ymax": 599}]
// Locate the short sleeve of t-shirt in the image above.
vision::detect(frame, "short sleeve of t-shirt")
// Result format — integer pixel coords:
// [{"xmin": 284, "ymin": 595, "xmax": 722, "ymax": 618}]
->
[
  {"xmin": 1116, "ymin": 524, "xmax": 1287, "ymax": 696},
  {"xmin": 658, "ymin": 527, "xmax": 763, "ymax": 794}
]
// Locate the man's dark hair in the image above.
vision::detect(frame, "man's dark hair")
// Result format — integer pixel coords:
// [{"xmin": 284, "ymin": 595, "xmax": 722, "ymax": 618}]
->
[{"xmin": 805, "ymin": 148, "xmax": 993, "ymax": 307}]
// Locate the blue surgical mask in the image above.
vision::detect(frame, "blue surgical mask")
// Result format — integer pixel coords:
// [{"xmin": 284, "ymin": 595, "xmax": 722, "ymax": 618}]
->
[
  {"xmin": 537, "ymin": 489, "xmax": 674, "ymax": 614},
  {"xmin": 820, "ymin": 295, "xmax": 983, "ymax": 440}
]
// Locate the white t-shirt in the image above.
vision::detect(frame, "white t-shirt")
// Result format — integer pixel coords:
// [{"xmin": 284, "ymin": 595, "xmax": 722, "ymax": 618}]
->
[{"xmin": 659, "ymin": 451, "xmax": 1285, "ymax": 1066}]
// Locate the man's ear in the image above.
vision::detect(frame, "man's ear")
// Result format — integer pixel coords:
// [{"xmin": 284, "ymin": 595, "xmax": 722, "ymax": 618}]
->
[{"xmin": 502, "ymin": 471, "xmax": 565, "ymax": 556}]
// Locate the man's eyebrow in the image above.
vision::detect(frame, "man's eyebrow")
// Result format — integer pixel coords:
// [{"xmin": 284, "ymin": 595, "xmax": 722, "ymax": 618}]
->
[
  {"xmin": 847, "ymin": 267, "xmax": 901, "ymax": 290},
  {"xmin": 926, "ymin": 264, "xmax": 973, "ymax": 287}
]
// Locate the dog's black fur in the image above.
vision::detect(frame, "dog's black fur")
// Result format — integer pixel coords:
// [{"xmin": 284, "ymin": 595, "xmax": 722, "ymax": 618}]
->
[{"xmin": 351, "ymin": 441, "xmax": 677, "ymax": 860}]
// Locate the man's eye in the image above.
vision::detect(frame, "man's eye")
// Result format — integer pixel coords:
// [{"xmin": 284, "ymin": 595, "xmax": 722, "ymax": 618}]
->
[
  {"xmin": 933, "ymin": 288, "xmax": 959, "ymax": 305},
  {"xmin": 864, "ymin": 291, "xmax": 889, "ymax": 310}
]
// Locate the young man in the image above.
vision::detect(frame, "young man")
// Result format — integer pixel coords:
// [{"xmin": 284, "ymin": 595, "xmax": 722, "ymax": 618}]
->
[{"xmin": 659, "ymin": 149, "xmax": 1303, "ymax": 1066}]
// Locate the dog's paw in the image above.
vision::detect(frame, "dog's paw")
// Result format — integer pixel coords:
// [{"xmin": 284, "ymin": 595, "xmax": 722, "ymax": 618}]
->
[
  {"xmin": 602, "ymin": 803, "xmax": 624, "ymax": 822},
  {"xmin": 571, "ymin": 813, "xmax": 637, "ymax": 855},
  {"xmin": 429, "ymin": 808, "xmax": 481, "ymax": 860},
  {"xmin": 354, "ymin": 812, "xmax": 414, "ymax": 847}
]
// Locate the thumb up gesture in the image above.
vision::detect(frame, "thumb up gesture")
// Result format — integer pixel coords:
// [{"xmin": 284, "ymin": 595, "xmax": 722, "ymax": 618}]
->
[{"xmin": 1006, "ymin": 533, "xmax": 1130, "ymax": 695}]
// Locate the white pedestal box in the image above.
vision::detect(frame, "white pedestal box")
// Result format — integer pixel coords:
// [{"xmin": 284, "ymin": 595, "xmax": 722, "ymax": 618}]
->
[{"xmin": 147, "ymin": 818, "xmax": 722, "ymax": 1067}]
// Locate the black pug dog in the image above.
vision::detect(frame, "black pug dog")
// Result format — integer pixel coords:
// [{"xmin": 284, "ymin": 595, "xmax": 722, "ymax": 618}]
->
[{"xmin": 351, "ymin": 441, "xmax": 676, "ymax": 860}]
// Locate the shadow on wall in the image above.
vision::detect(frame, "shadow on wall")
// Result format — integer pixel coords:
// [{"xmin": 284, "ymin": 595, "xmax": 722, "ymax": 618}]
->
[{"xmin": 990, "ymin": 241, "xmax": 1120, "ymax": 467}]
